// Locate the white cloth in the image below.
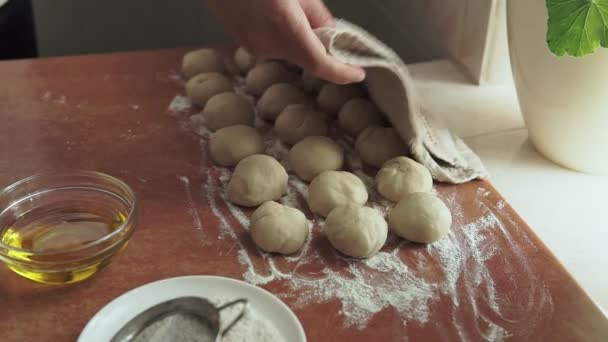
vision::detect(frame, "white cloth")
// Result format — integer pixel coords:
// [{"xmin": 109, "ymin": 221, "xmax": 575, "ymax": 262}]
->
[{"xmin": 314, "ymin": 20, "xmax": 488, "ymax": 184}]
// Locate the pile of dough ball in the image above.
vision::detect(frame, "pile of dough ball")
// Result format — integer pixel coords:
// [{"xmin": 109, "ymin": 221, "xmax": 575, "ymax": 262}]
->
[{"xmin": 180, "ymin": 47, "xmax": 452, "ymax": 258}]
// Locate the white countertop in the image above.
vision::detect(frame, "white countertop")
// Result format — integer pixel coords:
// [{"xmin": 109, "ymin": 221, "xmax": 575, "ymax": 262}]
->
[{"xmin": 410, "ymin": 60, "xmax": 608, "ymax": 312}]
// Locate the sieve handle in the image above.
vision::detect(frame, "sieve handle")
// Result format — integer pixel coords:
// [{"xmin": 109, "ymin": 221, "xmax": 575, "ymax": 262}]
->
[{"xmin": 217, "ymin": 298, "xmax": 248, "ymax": 337}]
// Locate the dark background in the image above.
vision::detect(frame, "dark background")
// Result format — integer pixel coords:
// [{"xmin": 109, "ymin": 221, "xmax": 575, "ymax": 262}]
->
[
  {"xmin": 0, "ymin": 0, "xmax": 430, "ymax": 63},
  {"xmin": 0, "ymin": 0, "xmax": 37, "ymax": 60}
]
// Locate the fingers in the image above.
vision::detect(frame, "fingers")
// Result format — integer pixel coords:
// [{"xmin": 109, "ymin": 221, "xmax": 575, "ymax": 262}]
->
[
  {"xmin": 299, "ymin": 0, "xmax": 335, "ymax": 28},
  {"xmin": 303, "ymin": 50, "xmax": 366, "ymax": 85},
  {"xmin": 206, "ymin": 0, "xmax": 364, "ymax": 84},
  {"xmin": 290, "ymin": 17, "xmax": 365, "ymax": 84}
]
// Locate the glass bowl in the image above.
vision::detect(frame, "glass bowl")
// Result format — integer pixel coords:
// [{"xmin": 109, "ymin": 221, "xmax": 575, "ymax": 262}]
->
[{"xmin": 0, "ymin": 171, "xmax": 137, "ymax": 284}]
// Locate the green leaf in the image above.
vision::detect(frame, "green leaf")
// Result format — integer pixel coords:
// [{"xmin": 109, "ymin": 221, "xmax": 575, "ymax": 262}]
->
[{"xmin": 546, "ymin": 0, "xmax": 608, "ymax": 57}]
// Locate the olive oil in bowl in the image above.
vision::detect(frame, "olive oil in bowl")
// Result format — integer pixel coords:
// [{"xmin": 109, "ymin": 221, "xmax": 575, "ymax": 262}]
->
[{"xmin": 0, "ymin": 171, "xmax": 136, "ymax": 284}]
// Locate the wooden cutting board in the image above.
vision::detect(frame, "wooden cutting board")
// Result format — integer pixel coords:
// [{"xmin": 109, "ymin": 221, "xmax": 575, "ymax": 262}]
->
[{"xmin": 0, "ymin": 48, "xmax": 606, "ymax": 341}]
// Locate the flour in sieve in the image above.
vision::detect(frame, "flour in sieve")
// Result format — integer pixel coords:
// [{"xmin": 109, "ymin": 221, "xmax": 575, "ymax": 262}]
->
[
  {"xmin": 211, "ymin": 297, "xmax": 285, "ymax": 342},
  {"xmin": 131, "ymin": 297, "xmax": 284, "ymax": 342},
  {"xmin": 132, "ymin": 313, "xmax": 214, "ymax": 342}
]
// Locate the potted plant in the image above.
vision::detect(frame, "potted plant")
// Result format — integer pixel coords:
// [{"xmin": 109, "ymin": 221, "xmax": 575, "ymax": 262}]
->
[{"xmin": 508, "ymin": 0, "xmax": 608, "ymax": 175}]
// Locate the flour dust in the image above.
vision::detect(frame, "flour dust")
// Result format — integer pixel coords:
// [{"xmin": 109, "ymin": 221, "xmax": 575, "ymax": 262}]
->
[{"xmin": 167, "ymin": 74, "xmax": 552, "ymax": 340}]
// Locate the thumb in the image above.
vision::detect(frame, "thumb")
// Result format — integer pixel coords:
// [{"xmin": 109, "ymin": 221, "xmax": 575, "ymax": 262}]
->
[{"xmin": 292, "ymin": 21, "xmax": 365, "ymax": 84}]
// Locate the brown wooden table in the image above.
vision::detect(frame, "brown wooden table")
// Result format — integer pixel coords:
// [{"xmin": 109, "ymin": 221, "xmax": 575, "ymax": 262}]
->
[{"xmin": 0, "ymin": 48, "xmax": 607, "ymax": 341}]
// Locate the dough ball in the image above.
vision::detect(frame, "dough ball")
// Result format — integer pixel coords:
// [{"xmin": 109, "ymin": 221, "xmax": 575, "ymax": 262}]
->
[
  {"xmin": 209, "ymin": 125, "xmax": 265, "ymax": 167},
  {"xmin": 227, "ymin": 155, "xmax": 288, "ymax": 207},
  {"xmin": 256, "ymin": 83, "xmax": 309, "ymax": 121},
  {"xmin": 288, "ymin": 136, "xmax": 344, "ymax": 182},
  {"xmin": 338, "ymin": 98, "xmax": 385, "ymax": 136},
  {"xmin": 234, "ymin": 47, "xmax": 257, "ymax": 74},
  {"xmin": 203, "ymin": 92, "xmax": 255, "ymax": 131},
  {"xmin": 182, "ymin": 48, "xmax": 224, "ymax": 79},
  {"xmin": 250, "ymin": 201, "xmax": 309, "ymax": 254},
  {"xmin": 308, "ymin": 171, "xmax": 368, "ymax": 217},
  {"xmin": 388, "ymin": 192, "xmax": 452, "ymax": 243},
  {"xmin": 301, "ymin": 72, "xmax": 325, "ymax": 92},
  {"xmin": 274, "ymin": 104, "xmax": 328, "ymax": 145},
  {"xmin": 186, "ymin": 72, "xmax": 233, "ymax": 107},
  {"xmin": 317, "ymin": 83, "xmax": 364, "ymax": 114},
  {"xmin": 355, "ymin": 126, "xmax": 407, "ymax": 167},
  {"xmin": 324, "ymin": 204, "xmax": 387, "ymax": 258},
  {"xmin": 376, "ymin": 157, "xmax": 433, "ymax": 201},
  {"xmin": 245, "ymin": 62, "xmax": 293, "ymax": 96}
]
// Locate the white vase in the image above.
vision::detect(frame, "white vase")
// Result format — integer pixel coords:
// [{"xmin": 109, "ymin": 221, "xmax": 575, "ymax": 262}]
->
[{"xmin": 508, "ymin": 0, "xmax": 608, "ymax": 175}]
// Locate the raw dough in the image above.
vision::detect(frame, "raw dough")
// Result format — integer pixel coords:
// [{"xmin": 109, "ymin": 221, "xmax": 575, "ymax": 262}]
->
[
  {"xmin": 300, "ymin": 72, "xmax": 325, "ymax": 92},
  {"xmin": 307, "ymin": 171, "xmax": 368, "ymax": 217},
  {"xmin": 376, "ymin": 157, "xmax": 433, "ymax": 201},
  {"xmin": 355, "ymin": 126, "xmax": 407, "ymax": 167},
  {"xmin": 203, "ymin": 92, "xmax": 255, "ymax": 131},
  {"xmin": 245, "ymin": 62, "xmax": 292, "ymax": 96},
  {"xmin": 234, "ymin": 47, "xmax": 256, "ymax": 74},
  {"xmin": 274, "ymin": 104, "xmax": 328, "ymax": 145},
  {"xmin": 256, "ymin": 83, "xmax": 308, "ymax": 121},
  {"xmin": 181, "ymin": 48, "xmax": 224, "ymax": 79},
  {"xmin": 324, "ymin": 203, "xmax": 387, "ymax": 258},
  {"xmin": 250, "ymin": 201, "xmax": 309, "ymax": 254},
  {"xmin": 209, "ymin": 125, "xmax": 265, "ymax": 167},
  {"xmin": 338, "ymin": 98, "xmax": 385, "ymax": 136},
  {"xmin": 388, "ymin": 192, "xmax": 452, "ymax": 243},
  {"xmin": 227, "ymin": 154, "xmax": 288, "ymax": 207},
  {"xmin": 317, "ymin": 83, "xmax": 364, "ymax": 114},
  {"xmin": 185, "ymin": 72, "xmax": 233, "ymax": 107},
  {"xmin": 288, "ymin": 136, "xmax": 344, "ymax": 182}
]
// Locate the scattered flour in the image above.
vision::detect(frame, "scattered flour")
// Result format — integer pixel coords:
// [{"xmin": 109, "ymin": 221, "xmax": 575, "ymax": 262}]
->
[
  {"xmin": 41, "ymin": 91, "xmax": 52, "ymax": 102},
  {"xmin": 203, "ymin": 137, "xmax": 439, "ymax": 327},
  {"xmin": 168, "ymin": 83, "xmax": 552, "ymax": 340},
  {"xmin": 168, "ymin": 70, "xmax": 183, "ymax": 82},
  {"xmin": 167, "ymin": 95, "xmax": 193, "ymax": 114},
  {"xmin": 265, "ymin": 138, "xmax": 289, "ymax": 163},
  {"xmin": 190, "ymin": 114, "xmax": 211, "ymax": 137},
  {"xmin": 178, "ymin": 176, "xmax": 205, "ymax": 243},
  {"xmin": 279, "ymin": 176, "xmax": 301, "ymax": 208},
  {"xmin": 40, "ymin": 91, "xmax": 67, "ymax": 105}
]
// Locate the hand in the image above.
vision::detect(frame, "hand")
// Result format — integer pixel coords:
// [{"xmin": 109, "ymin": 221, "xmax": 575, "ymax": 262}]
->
[{"xmin": 204, "ymin": 0, "xmax": 366, "ymax": 84}]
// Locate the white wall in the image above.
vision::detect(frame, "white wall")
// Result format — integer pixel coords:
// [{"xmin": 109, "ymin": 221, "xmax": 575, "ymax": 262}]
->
[{"xmin": 330, "ymin": 0, "xmax": 508, "ymax": 83}]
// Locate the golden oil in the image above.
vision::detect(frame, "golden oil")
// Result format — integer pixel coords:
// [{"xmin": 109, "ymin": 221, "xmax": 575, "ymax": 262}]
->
[{"xmin": 1, "ymin": 206, "xmax": 129, "ymax": 284}]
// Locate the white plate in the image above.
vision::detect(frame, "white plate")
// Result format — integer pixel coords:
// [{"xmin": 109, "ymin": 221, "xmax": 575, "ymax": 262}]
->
[{"xmin": 79, "ymin": 275, "xmax": 306, "ymax": 342}]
